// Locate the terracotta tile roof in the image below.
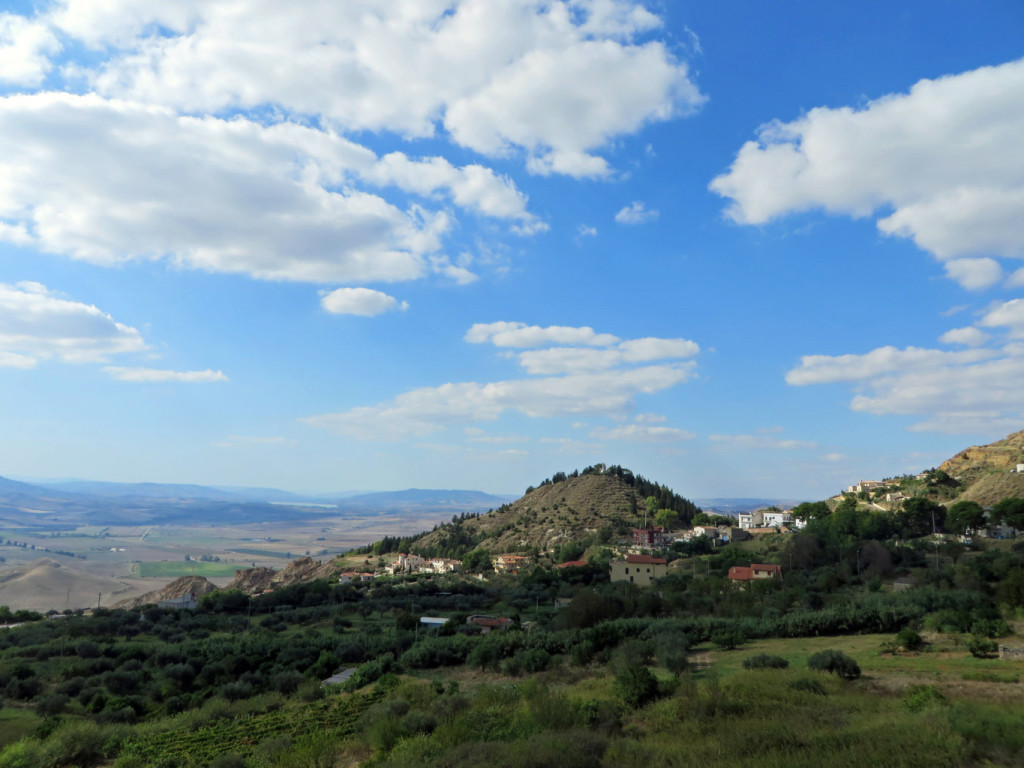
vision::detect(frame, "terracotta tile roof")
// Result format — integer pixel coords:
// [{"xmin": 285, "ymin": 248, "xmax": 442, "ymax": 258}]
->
[{"xmin": 625, "ymin": 554, "xmax": 667, "ymax": 565}]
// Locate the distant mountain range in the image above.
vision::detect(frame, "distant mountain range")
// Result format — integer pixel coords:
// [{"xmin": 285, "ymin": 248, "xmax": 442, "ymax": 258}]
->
[{"xmin": 0, "ymin": 476, "xmax": 514, "ymax": 529}]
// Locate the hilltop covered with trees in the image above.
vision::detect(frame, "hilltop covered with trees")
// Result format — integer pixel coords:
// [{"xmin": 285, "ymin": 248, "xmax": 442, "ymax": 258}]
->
[{"xmin": 365, "ymin": 464, "xmax": 700, "ymax": 561}]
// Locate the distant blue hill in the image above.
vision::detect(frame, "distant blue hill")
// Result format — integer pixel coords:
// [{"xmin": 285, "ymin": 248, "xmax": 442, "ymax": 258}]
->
[
  {"xmin": 335, "ymin": 489, "xmax": 516, "ymax": 509},
  {"xmin": 692, "ymin": 498, "xmax": 808, "ymax": 513}
]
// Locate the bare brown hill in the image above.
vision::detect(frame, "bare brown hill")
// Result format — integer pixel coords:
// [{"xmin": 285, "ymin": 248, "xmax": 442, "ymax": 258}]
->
[
  {"xmin": 0, "ymin": 559, "xmax": 143, "ymax": 613},
  {"xmin": 410, "ymin": 470, "xmax": 691, "ymax": 556},
  {"xmin": 955, "ymin": 471, "xmax": 1024, "ymax": 508}
]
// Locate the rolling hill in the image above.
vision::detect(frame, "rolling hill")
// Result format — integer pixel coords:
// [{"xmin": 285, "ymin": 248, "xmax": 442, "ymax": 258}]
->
[{"xmin": 406, "ymin": 465, "xmax": 699, "ymax": 556}]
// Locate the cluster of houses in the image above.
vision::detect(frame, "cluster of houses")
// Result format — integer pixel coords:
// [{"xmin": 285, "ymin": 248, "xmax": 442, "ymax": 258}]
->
[
  {"xmin": 607, "ymin": 553, "xmax": 784, "ymax": 587},
  {"xmin": 383, "ymin": 552, "xmax": 535, "ymax": 577},
  {"xmin": 384, "ymin": 553, "xmax": 464, "ymax": 576}
]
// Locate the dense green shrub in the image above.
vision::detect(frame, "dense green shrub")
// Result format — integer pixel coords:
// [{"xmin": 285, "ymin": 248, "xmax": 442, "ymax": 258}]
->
[
  {"xmin": 807, "ymin": 649, "xmax": 860, "ymax": 680},
  {"xmin": 614, "ymin": 667, "xmax": 659, "ymax": 708},
  {"xmin": 904, "ymin": 684, "xmax": 947, "ymax": 712},
  {"xmin": 711, "ymin": 629, "xmax": 746, "ymax": 650},
  {"xmin": 788, "ymin": 677, "xmax": 828, "ymax": 695},
  {"xmin": 967, "ymin": 636, "xmax": 998, "ymax": 659},
  {"xmin": 742, "ymin": 654, "xmax": 789, "ymax": 670},
  {"xmin": 896, "ymin": 627, "xmax": 924, "ymax": 651}
]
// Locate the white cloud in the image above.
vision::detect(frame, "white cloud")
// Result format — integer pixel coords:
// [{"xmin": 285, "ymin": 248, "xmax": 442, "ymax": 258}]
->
[
  {"xmin": 709, "ymin": 433, "xmax": 816, "ymax": 450},
  {"xmin": 430, "ymin": 255, "xmax": 479, "ymax": 286},
  {"xmin": 615, "ymin": 200, "xmax": 659, "ymax": 224},
  {"xmin": 320, "ymin": 288, "xmax": 409, "ymax": 317},
  {"xmin": 366, "ymin": 152, "xmax": 539, "ymax": 226},
  {"xmin": 516, "ymin": 337, "xmax": 698, "ymax": 375},
  {"xmin": 590, "ymin": 424, "xmax": 695, "ymax": 442},
  {"xmin": 0, "ymin": 93, "xmax": 447, "ymax": 284},
  {"xmin": 939, "ymin": 327, "xmax": 989, "ymax": 347},
  {"xmin": 979, "ymin": 298, "xmax": 1024, "ymax": 337},
  {"xmin": 41, "ymin": 1, "xmax": 702, "ymax": 179},
  {"xmin": 619, "ymin": 337, "xmax": 699, "ymax": 361},
  {"xmin": 1008, "ymin": 267, "xmax": 1024, "ymax": 288},
  {"xmin": 786, "ymin": 331, "xmax": 1024, "ymax": 435},
  {"xmin": 303, "ymin": 364, "xmax": 693, "ymax": 440},
  {"xmin": 823, "ymin": 453, "xmax": 846, "ymax": 462},
  {"xmin": 710, "ymin": 57, "xmax": 1024, "ymax": 278},
  {"xmin": 0, "ymin": 14, "xmax": 59, "ymax": 86},
  {"xmin": 0, "ymin": 281, "xmax": 146, "ymax": 366},
  {"xmin": 906, "ymin": 411, "xmax": 1024, "ymax": 435},
  {"xmin": 308, "ymin": 319, "xmax": 701, "ymax": 439},
  {"xmin": 943, "ymin": 258, "xmax": 1003, "ymax": 290},
  {"xmin": 465, "ymin": 321, "xmax": 619, "ymax": 348},
  {"xmin": 577, "ymin": 224, "xmax": 598, "ymax": 237},
  {"xmin": 104, "ymin": 367, "xmax": 228, "ymax": 383},
  {"xmin": 785, "ymin": 346, "xmax": 994, "ymax": 385}
]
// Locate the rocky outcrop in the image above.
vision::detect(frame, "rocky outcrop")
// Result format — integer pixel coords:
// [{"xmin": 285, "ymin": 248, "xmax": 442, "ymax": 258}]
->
[
  {"xmin": 228, "ymin": 557, "xmax": 339, "ymax": 594},
  {"xmin": 114, "ymin": 575, "xmax": 218, "ymax": 609}
]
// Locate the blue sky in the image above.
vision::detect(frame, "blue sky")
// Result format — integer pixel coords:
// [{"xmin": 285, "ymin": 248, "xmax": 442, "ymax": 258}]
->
[{"xmin": 0, "ymin": 0, "xmax": 1022, "ymax": 499}]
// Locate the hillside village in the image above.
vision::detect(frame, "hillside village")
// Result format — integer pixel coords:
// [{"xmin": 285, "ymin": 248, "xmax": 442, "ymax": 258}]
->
[{"xmin": 4, "ymin": 431, "xmax": 1024, "ymax": 768}]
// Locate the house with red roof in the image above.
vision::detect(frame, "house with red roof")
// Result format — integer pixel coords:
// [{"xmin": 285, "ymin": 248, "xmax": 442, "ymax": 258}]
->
[{"xmin": 728, "ymin": 563, "xmax": 782, "ymax": 583}]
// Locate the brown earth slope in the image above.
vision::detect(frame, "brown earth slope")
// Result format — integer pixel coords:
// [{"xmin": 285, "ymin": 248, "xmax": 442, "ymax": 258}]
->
[
  {"xmin": 941, "ymin": 428, "xmax": 1024, "ymax": 486},
  {"xmin": 937, "ymin": 428, "xmax": 1024, "ymax": 506},
  {"xmin": 0, "ymin": 559, "xmax": 143, "ymax": 613}
]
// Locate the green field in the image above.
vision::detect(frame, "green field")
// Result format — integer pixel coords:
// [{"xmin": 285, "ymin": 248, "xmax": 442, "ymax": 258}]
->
[
  {"xmin": 137, "ymin": 561, "xmax": 242, "ymax": 578},
  {"xmin": 694, "ymin": 632, "xmax": 1024, "ymax": 692},
  {"xmin": 228, "ymin": 547, "xmax": 297, "ymax": 559}
]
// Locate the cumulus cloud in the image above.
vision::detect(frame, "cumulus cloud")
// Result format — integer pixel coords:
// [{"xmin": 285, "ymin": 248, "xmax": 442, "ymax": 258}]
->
[
  {"xmin": 517, "ymin": 337, "xmax": 699, "ymax": 375},
  {"xmin": 786, "ymin": 301, "xmax": 1024, "ymax": 433},
  {"xmin": 590, "ymin": 424, "xmax": 695, "ymax": 442},
  {"xmin": 39, "ymin": 1, "xmax": 703, "ymax": 179},
  {"xmin": 0, "ymin": 14, "xmax": 59, "ymax": 86},
  {"xmin": 615, "ymin": 201, "xmax": 659, "ymax": 224},
  {"xmin": 306, "ymin": 320, "xmax": 701, "ymax": 439},
  {"xmin": 104, "ymin": 367, "xmax": 228, "ymax": 383},
  {"xmin": 320, "ymin": 288, "xmax": 409, "ymax": 317},
  {"xmin": 303, "ymin": 364, "xmax": 693, "ymax": 440},
  {"xmin": 979, "ymin": 298, "xmax": 1024, "ymax": 337},
  {"xmin": 465, "ymin": 321, "xmax": 620, "ymax": 348},
  {"xmin": 0, "ymin": 281, "xmax": 146, "ymax": 367},
  {"xmin": 0, "ymin": 1, "xmax": 705, "ymax": 313},
  {"xmin": 710, "ymin": 57, "xmax": 1024, "ymax": 281},
  {"xmin": 785, "ymin": 346, "xmax": 994, "ymax": 386},
  {"xmin": 708, "ymin": 433, "xmax": 816, "ymax": 450},
  {"xmin": 939, "ymin": 327, "xmax": 989, "ymax": 347},
  {"xmin": 943, "ymin": 258, "xmax": 1003, "ymax": 290},
  {"xmin": 365, "ymin": 152, "xmax": 539, "ymax": 227},
  {"xmin": 0, "ymin": 93, "xmax": 455, "ymax": 283}
]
